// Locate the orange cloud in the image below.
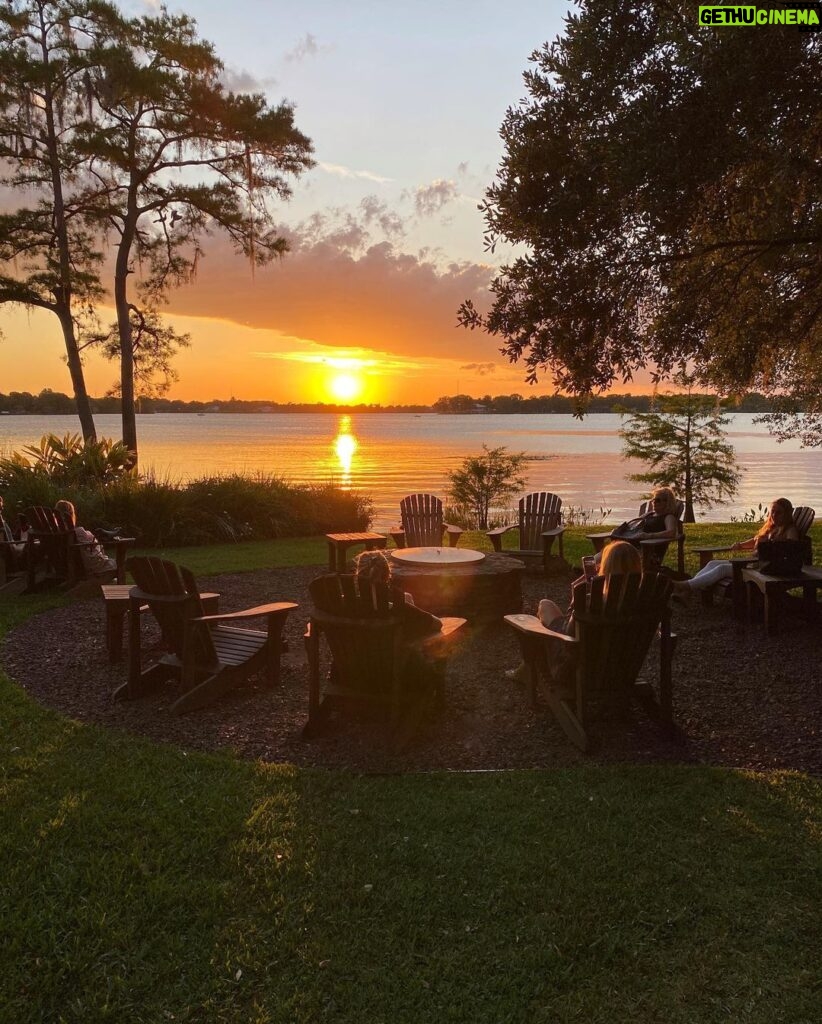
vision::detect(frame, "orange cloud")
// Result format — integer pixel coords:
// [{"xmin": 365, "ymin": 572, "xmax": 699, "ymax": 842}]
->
[{"xmin": 166, "ymin": 229, "xmax": 499, "ymax": 364}]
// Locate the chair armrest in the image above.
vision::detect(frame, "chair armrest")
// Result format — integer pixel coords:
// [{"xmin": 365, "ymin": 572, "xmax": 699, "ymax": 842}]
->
[
  {"xmin": 504, "ymin": 613, "xmax": 577, "ymax": 643},
  {"xmin": 691, "ymin": 545, "xmax": 735, "ymax": 556},
  {"xmin": 487, "ymin": 525, "xmax": 515, "ymax": 539},
  {"xmin": 194, "ymin": 601, "xmax": 297, "ymax": 623},
  {"xmin": 486, "ymin": 524, "xmax": 515, "ymax": 552},
  {"xmin": 443, "ymin": 524, "xmax": 462, "ymax": 547},
  {"xmin": 389, "ymin": 528, "xmax": 406, "ymax": 549},
  {"xmin": 639, "ymin": 537, "xmax": 671, "ymax": 548},
  {"xmin": 541, "ymin": 526, "xmax": 565, "ymax": 538},
  {"xmin": 415, "ymin": 616, "xmax": 467, "ymax": 652}
]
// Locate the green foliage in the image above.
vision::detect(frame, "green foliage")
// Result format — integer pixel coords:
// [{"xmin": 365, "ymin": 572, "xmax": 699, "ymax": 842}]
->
[
  {"xmin": 459, "ymin": 0, "xmax": 822, "ymax": 442},
  {"xmin": 447, "ymin": 445, "xmax": 526, "ymax": 529},
  {"xmin": 97, "ymin": 475, "xmax": 371, "ymax": 546},
  {"xmin": 619, "ymin": 389, "xmax": 741, "ymax": 522},
  {"xmin": 0, "ymin": 433, "xmax": 135, "ymax": 488}
]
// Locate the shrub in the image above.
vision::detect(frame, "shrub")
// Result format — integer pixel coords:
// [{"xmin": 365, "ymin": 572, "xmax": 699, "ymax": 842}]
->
[
  {"xmin": 0, "ymin": 433, "xmax": 135, "ymax": 487},
  {"xmin": 447, "ymin": 445, "xmax": 527, "ymax": 530},
  {"xmin": 0, "ymin": 435, "xmax": 373, "ymax": 546}
]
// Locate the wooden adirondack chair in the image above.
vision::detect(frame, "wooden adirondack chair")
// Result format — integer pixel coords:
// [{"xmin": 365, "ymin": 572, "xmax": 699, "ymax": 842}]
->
[
  {"xmin": 691, "ymin": 505, "xmax": 816, "ymax": 612},
  {"xmin": 487, "ymin": 491, "xmax": 565, "ymax": 570},
  {"xmin": 304, "ymin": 573, "xmax": 465, "ymax": 744},
  {"xmin": 23, "ymin": 505, "xmax": 133, "ymax": 593},
  {"xmin": 117, "ymin": 556, "xmax": 296, "ymax": 715},
  {"xmin": 586, "ymin": 499, "xmax": 686, "ymax": 575},
  {"xmin": 505, "ymin": 573, "xmax": 676, "ymax": 751},
  {"xmin": 390, "ymin": 493, "xmax": 462, "ymax": 549}
]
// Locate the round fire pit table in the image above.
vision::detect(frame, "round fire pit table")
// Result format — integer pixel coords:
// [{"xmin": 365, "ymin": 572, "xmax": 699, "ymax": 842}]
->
[{"xmin": 389, "ymin": 548, "xmax": 525, "ymax": 622}]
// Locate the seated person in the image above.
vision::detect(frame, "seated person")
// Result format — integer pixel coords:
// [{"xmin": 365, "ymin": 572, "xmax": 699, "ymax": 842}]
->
[
  {"xmin": 354, "ymin": 550, "xmax": 442, "ymax": 639},
  {"xmin": 638, "ymin": 486, "xmax": 680, "ymax": 543},
  {"xmin": 55, "ymin": 499, "xmax": 116, "ymax": 576},
  {"xmin": 507, "ymin": 540, "xmax": 642, "ymax": 681},
  {"xmin": 673, "ymin": 496, "xmax": 799, "ymax": 600},
  {"xmin": 353, "ymin": 550, "xmax": 445, "ymax": 743},
  {"xmin": 596, "ymin": 486, "xmax": 680, "ymax": 569}
]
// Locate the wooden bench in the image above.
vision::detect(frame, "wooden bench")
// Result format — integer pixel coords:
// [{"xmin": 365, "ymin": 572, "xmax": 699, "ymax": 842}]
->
[
  {"xmin": 101, "ymin": 583, "xmax": 219, "ymax": 662},
  {"xmin": 326, "ymin": 532, "xmax": 387, "ymax": 572}
]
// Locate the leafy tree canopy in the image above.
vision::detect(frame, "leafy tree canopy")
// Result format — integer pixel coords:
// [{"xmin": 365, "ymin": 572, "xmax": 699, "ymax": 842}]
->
[{"xmin": 459, "ymin": 0, "xmax": 822, "ymax": 443}]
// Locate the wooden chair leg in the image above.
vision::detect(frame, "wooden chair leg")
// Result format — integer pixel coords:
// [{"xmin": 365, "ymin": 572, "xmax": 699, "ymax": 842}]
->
[
  {"xmin": 263, "ymin": 610, "xmax": 289, "ymax": 687},
  {"xmin": 106, "ymin": 603, "xmax": 128, "ymax": 663},
  {"xmin": 303, "ymin": 624, "xmax": 323, "ymax": 735},
  {"xmin": 544, "ymin": 687, "xmax": 588, "ymax": 751}
]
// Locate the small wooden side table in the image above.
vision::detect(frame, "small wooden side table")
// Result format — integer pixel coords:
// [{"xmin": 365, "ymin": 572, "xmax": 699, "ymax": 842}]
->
[
  {"xmin": 741, "ymin": 565, "xmax": 822, "ymax": 636},
  {"xmin": 325, "ymin": 532, "xmax": 387, "ymax": 573}
]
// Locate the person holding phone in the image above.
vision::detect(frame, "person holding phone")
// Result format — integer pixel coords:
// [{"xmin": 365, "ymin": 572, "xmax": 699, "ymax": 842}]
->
[
  {"xmin": 506, "ymin": 541, "xmax": 642, "ymax": 681},
  {"xmin": 672, "ymin": 497, "xmax": 798, "ymax": 601}
]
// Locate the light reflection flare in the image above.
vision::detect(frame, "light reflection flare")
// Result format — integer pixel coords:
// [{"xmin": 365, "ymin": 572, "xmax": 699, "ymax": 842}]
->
[{"xmin": 333, "ymin": 415, "xmax": 358, "ymax": 484}]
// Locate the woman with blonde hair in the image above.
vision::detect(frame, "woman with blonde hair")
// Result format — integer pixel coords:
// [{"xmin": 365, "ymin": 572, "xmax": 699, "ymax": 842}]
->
[
  {"xmin": 55, "ymin": 499, "xmax": 116, "ymax": 576},
  {"xmin": 672, "ymin": 497, "xmax": 799, "ymax": 599},
  {"xmin": 636, "ymin": 486, "xmax": 680, "ymax": 542},
  {"xmin": 506, "ymin": 541, "xmax": 642, "ymax": 680}
]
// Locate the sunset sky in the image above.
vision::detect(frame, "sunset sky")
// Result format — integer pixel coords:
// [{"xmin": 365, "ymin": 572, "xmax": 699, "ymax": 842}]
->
[{"xmin": 0, "ymin": 0, "xmax": 613, "ymax": 406}]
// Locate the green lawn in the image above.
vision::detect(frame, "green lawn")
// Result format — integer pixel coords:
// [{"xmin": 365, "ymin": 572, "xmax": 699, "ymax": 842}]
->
[
  {"xmin": 1, "ymin": 527, "xmax": 820, "ymax": 1023},
  {"xmin": 139, "ymin": 522, "xmax": 822, "ymax": 578}
]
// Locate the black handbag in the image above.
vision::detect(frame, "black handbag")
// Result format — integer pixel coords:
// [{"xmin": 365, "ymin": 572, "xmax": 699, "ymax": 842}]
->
[{"xmin": 610, "ymin": 516, "xmax": 649, "ymax": 541}]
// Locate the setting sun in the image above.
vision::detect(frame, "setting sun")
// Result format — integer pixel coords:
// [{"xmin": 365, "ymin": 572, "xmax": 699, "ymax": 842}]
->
[{"xmin": 329, "ymin": 372, "xmax": 363, "ymax": 402}]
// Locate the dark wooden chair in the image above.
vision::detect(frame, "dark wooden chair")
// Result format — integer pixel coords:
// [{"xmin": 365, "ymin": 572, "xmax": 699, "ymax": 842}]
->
[
  {"xmin": 117, "ymin": 556, "xmax": 296, "ymax": 715},
  {"xmin": 487, "ymin": 491, "xmax": 565, "ymax": 570},
  {"xmin": 24, "ymin": 505, "xmax": 134, "ymax": 593},
  {"xmin": 505, "ymin": 573, "xmax": 676, "ymax": 751},
  {"xmin": 390, "ymin": 493, "xmax": 462, "ymax": 549},
  {"xmin": 304, "ymin": 573, "xmax": 465, "ymax": 744},
  {"xmin": 0, "ymin": 510, "xmax": 28, "ymax": 595},
  {"xmin": 586, "ymin": 499, "xmax": 686, "ymax": 574},
  {"xmin": 691, "ymin": 505, "xmax": 816, "ymax": 613},
  {"xmin": 0, "ymin": 539, "xmax": 28, "ymax": 595}
]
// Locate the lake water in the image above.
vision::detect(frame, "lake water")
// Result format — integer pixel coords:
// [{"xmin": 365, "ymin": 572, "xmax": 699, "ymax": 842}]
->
[{"xmin": 1, "ymin": 412, "xmax": 820, "ymax": 528}]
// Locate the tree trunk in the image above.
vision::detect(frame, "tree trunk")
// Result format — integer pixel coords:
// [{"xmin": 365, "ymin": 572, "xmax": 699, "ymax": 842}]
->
[
  {"xmin": 114, "ymin": 241, "xmax": 138, "ymax": 466},
  {"xmin": 55, "ymin": 305, "xmax": 97, "ymax": 443},
  {"xmin": 40, "ymin": 5, "xmax": 97, "ymax": 443},
  {"xmin": 683, "ymin": 411, "xmax": 695, "ymax": 522}
]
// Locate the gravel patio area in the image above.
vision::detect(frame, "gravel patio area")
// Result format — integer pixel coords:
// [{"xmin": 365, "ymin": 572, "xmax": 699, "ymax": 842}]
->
[{"xmin": 3, "ymin": 564, "xmax": 821, "ymax": 774}]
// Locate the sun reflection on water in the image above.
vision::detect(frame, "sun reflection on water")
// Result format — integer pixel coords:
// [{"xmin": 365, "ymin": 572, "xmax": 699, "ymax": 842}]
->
[{"xmin": 333, "ymin": 415, "xmax": 358, "ymax": 484}]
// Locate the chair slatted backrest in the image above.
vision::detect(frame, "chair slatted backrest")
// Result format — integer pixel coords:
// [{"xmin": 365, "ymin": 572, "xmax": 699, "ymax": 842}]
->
[
  {"xmin": 127, "ymin": 556, "xmax": 217, "ymax": 666},
  {"xmin": 792, "ymin": 506, "xmax": 815, "ymax": 565},
  {"xmin": 638, "ymin": 498, "xmax": 686, "ymax": 573},
  {"xmin": 400, "ymin": 493, "xmax": 444, "ymax": 547},
  {"xmin": 519, "ymin": 492, "xmax": 562, "ymax": 550},
  {"xmin": 309, "ymin": 574, "xmax": 402, "ymax": 698},
  {"xmin": 571, "ymin": 573, "xmax": 671, "ymax": 696},
  {"xmin": 638, "ymin": 498, "xmax": 686, "ymax": 523},
  {"xmin": 25, "ymin": 505, "xmax": 76, "ymax": 580},
  {"xmin": 794, "ymin": 506, "xmax": 815, "ymax": 535}
]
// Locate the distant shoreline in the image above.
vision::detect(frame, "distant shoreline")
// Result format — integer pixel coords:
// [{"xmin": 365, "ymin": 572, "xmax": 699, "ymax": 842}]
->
[{"xmin": 0, "ymin": 391, "xmax": 782, "ymax": 416}]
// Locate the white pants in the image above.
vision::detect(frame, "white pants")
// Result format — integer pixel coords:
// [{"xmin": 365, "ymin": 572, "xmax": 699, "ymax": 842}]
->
[{"xmin": 686, "ymin": 559, "xmax": 733, "ymax": 591}]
